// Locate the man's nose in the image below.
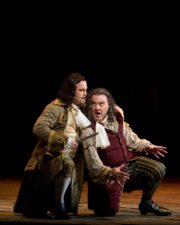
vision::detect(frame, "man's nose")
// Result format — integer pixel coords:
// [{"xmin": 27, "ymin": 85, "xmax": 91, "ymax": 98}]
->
[{"xmin": 95, "ymin": 104, "xmax": 100, "ymax": 109}]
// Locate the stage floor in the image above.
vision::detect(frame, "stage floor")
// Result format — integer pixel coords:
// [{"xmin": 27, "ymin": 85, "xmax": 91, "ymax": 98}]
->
[{"xmin": 0, "ymin": 176, "xmax": 180, "ymax": 225}]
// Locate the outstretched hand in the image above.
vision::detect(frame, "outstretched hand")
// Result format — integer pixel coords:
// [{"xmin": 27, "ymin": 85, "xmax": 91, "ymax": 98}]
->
[
  {"xmin": 145, "ymin": 144, "xmax": 168, "ymax": 159},
  {"xmin": 107, "ymin": 164, "xmax": 129, "ymax": 185}
]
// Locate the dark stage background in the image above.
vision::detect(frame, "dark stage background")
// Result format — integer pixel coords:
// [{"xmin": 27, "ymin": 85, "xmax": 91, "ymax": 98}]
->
[{"xmin": 5, "ymin": 1, "xmax": 179, "ymax": 177}]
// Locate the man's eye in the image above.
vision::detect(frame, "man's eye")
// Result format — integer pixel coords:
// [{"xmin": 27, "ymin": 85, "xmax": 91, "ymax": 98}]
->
[{"xmin": 91, "ymin": 103, "xmax": 97, "ymax": 107}]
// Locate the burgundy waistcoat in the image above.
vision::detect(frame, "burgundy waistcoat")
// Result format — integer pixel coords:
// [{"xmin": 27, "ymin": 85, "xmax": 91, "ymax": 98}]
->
[{"xmin": 91, "ymin": 112, "xmax": 136, "ymax": 169}]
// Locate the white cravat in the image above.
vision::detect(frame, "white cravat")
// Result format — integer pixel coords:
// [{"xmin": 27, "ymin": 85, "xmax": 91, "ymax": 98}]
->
[
  {"xmin": 75, "ymin": 108, "xmax": 91, "ymax": 128},
  {"xmin": 95, "ymin": 122, "xmax": 110, "ymax": 149}
]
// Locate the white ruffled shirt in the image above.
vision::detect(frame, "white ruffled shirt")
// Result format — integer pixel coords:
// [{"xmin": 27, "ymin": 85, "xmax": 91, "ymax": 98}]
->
[
  {"xmin": 75, "ymin": 107, "xmax": 91, "ymax": 128},
  {"xmin": 95, "ymin": 122, "xmax": 110, "ymax": 149}
]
